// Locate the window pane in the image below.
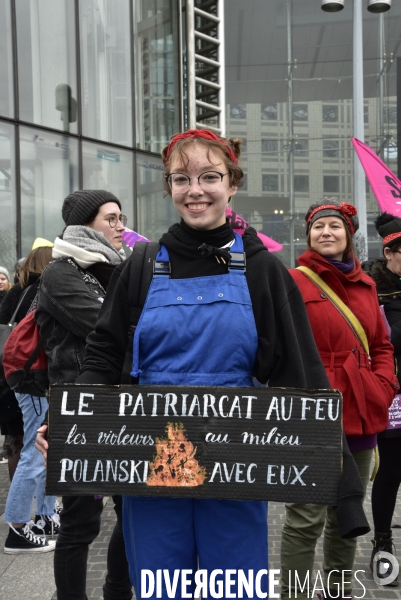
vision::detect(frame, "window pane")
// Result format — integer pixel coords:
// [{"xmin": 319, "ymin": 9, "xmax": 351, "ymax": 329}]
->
[
  {"xmin": 136, "ymin": 152, "xmax": 176, "ymax": 241},
  {"xmin": 323, "ymin": 175, "xmax": 340, "ymax": 194},
  {"xmin": 262, "ymin": 174, "xmax": 279, "ymax": 192},
  {"xmin": 82, "ymin": 141, "xmax": 134, "ymax": 234},
  {"xmin": 261, "ymin": 104, "xmax": 277, "ymax": 120},
  {"xmin": 294, "ymin": 175, "xmax": 309, "ymax": 192},
  {"xmin": 262, "ymin": 139, "xmax": 278, "ymax": 155},
  {"xmin": 0, "ymin": 122, "xmax": 17, "ymax": 270},
  {"xmin": 293, "ymin": 105, "xmax": 308, "ymax": 121},
  {"xmin": 20, "ymin": 126, "xmax": 79, "ymax": 256},
  {"xmin": 383, "ymin": 141, "xmax": 398, "ymax": 160},
  {"xmin": 322, "ymin": 105, "xmax": 338, "ymax": 123},
  {"xmin": 134, "ymin": 1, "xmax": 181, "ymax": 153},
  {"xmin": 385, "ymin": 106, "xmax": 397, "ymax": 124},
  {"xmin": 80, "ymin": 0, "xmax": 132, "ymax": 146},
  {"xmin": 294, "ymin": 139, "xmax": 308, "ymax": 157},
  {"xmin": 230, "ymin": 104, "xmax": 247, "ymax": 119},
  {"xmin": 0, "ymin": 1, "xmax": 13, "ymax": 118},
  {"xmin": 16, "ymin": 0, "xmax": 77, "ymax": 133},
  {"xmin": 323, "ymin": 140, "xmax": 339, "ymax": 158}
]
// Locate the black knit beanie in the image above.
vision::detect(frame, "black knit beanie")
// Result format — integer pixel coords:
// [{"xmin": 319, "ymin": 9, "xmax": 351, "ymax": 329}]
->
[
  {"xmin": 62, "ymin": 190, "xmax": 121, "ymax": 226},
  {"xmin": 375, "ymin": 212, "xmax": 401, "ymax": 250}
]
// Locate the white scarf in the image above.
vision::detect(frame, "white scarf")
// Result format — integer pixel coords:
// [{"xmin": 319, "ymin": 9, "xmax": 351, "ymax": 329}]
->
[{"xmin": 52, "ymin": 226, "xmax": 126, "ymax": 268}]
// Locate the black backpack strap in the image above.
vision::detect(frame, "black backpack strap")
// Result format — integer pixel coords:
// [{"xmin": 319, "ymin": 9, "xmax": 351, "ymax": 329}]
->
[
  {"xmin": 8, "ymin": 285, "xmax": 32, "ymax": 324},
  {"xmin": 139, "ymin": 242, "xmax": 160, "ymax": 307},
  {"xmin": 125, "ymin": 241, "xmax": 160, "ymax": 325},
  {"xmin": 22, "ymin": 336, "xmax": 45, "ymax": 374},
  {"xmin": 121, "ymin": 242, "xmax": 160, "ymax": 383}
]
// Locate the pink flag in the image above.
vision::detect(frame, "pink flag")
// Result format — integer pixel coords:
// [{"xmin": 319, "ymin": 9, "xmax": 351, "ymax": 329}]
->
[
  {"xmin": 351, "ymin": 137, "xmax": 401, "ymax": 215},
  {"xmin": 226, "ymin": 207, "xmax": 283, "ymax": 252},
  {"xmin": 122, "ymin": 228, "xmax": 150, "ymax": 248}
]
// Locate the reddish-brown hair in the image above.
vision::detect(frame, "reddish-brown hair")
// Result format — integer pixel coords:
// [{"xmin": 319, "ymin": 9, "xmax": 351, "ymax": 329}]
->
[
  {"xmin": 161, "ymin": 130, "xmax": 244, "ymax": 196},
  {"xmin": 18, "ymin": 247, "xmax": 53, "ymax": 288}
]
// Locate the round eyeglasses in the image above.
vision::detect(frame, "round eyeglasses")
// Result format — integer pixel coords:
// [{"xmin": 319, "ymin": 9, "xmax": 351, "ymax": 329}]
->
[
  {"xmin": 166, "ymin": 171, "xmax": 229, "ymax": 193},
  {"xmin": 107, "ymin": 215, "xmax": 127, "ymax": 228}
]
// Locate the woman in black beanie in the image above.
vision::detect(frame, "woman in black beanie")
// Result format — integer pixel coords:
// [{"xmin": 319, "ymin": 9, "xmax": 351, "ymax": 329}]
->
[{"xmin": 33, "ymin": 190, "xmax": 133, "ymax": 600}]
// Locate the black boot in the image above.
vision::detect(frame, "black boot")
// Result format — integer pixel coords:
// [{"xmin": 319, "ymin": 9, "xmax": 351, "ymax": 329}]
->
[{"xmin": 370, "ymin": 531, "xmax": 399, "ymax": 586}]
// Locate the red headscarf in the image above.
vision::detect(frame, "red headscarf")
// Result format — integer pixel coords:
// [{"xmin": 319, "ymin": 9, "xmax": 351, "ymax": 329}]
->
[
  {"xmin": 306, "ymin": 202, "xmax": 358, "ymax": 236},
  {"xmin": 165, "ymin": 129, "xmax": 238, "ymax": 165},
  {"xmin": 383, "ymin": 232, "xmax": 401, "ymax": 245}
]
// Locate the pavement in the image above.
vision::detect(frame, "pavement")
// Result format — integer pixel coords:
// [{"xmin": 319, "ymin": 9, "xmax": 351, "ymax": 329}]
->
[{"xmin": 0, "ymin": 451, "xmax": 400, "ymax": 599}]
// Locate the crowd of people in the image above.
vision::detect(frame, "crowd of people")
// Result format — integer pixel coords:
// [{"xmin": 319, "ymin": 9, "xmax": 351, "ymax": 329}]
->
[
  {"xmin": 0, "ymin": 128, "xmax": 399, "ymax": 600},
  {"xmin": 2, "ymin": 239, "xmax": 58, "ymax": 554}
]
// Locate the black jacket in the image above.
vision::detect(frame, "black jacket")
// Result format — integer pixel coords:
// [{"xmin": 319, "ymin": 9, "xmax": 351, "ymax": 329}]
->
[
  {"xmin": 0, "ymin": 290, "xmax": 8, "ymax": 308},
  {"xmin": 78, "ymin": 222, "xmax": 369, "ymax": 538},
  {"xmin": 35, "ymin": 257, "xmax": 116, "ymax": 385},
  {"xmin": 363, "ymin": 258, "xmax": 401, "ymax": 439},
  {"xmin": 0, "ymin": 275, "xmax": 40, "ymax": 324}
]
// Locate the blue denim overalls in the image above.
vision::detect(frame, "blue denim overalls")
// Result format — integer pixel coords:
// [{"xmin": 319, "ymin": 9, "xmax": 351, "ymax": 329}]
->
[{"xmin": 123, "ymin": 233, "xmax": 268, "ymax": 598}]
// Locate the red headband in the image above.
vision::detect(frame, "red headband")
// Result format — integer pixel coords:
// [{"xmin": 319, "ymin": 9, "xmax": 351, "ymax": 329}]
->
[
  {"xmin": 165, "ymin": 129, "xmax": 238, "ymax": 165},
  {"xmin": 307, "ymin": 202, "xmax": 357, "ymax": 235},
  {"xmin": 383, "ymin": 232, "xmax": 401, "ymax": 245}
]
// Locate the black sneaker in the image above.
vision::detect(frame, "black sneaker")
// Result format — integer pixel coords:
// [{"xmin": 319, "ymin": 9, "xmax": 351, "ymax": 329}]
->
[
  {"xmin": 32, "ymin": 513, "xmax": 60, "ymax": 538},
  {"xmin": 4, "ymin": 523, "xmax": 56, "ymax": 554}
]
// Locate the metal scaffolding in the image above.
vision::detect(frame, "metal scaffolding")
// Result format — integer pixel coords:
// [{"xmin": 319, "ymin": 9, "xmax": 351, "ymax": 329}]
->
[{"xmin": 186, "ymin": 0, "xmax": 226, "ymax": 135}]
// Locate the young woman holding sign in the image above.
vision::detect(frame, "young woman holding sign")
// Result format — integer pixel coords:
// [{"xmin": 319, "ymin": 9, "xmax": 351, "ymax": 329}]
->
[
  {"xmin": 282, "ymin": 199, "xmax": 398, "ymax": 599},
  {"xmin": 41, "ymin": 131, "xmax": 368, "ymax": 599}
]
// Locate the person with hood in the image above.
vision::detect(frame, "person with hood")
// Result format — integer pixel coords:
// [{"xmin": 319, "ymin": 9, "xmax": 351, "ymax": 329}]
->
[
  {"xmin": 55, "ymin": 131, "xmax": 370, "ymax": 600},
  {"xmin": 281, "ymin": 198, "xmax": 398, "ymax": 600},
  {"xmin": 362, "ymin": 212, "xmax": 401, "ymax": 586},
  {"xmin": 35, "ymin": 190, "xmax": 133, "ymax": 600}
]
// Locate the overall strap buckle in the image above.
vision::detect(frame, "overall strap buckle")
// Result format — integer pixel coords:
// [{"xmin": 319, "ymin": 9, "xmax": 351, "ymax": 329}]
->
[
  {"xmin": 228, "ymin": 252, "xmax": 246, "ymax": 272},
  {"xmin": 153, "ymin": 261, "xmax": 171, "ymax": 276}
]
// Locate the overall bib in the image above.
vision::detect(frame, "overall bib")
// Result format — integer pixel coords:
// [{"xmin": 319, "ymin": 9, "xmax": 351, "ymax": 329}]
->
[{"xmin": 123, "ymin": 234, "xmax": 268, "ymax": 599}]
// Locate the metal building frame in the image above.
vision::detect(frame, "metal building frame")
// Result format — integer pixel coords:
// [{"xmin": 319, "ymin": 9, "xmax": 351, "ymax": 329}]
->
[{"xmin": 186, "ymin": 0, "xmax": 226, "ymax": 135}]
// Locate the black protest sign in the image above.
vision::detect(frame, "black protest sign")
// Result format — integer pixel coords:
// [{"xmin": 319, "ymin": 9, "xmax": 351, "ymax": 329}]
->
[{"xmin": 46, "ymin": 384, "xmax": 343, "ymax": 504}]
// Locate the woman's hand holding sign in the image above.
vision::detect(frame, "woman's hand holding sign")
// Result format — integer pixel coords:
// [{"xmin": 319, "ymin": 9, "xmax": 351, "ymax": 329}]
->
[{"xmin": 35, "ymin": 424, "xmax": 49, "ymax": 466}]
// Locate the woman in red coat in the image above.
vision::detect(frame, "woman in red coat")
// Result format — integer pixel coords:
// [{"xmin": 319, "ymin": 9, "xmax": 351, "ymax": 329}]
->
[{"xmin": 280, "ymin": 198, "xmax": 398, "ymax": 600}]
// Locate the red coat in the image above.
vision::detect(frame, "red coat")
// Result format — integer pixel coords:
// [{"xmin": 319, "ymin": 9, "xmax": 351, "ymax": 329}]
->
[{"xmin": 290, "ymin": 249, "xmax": 399, "ymax": 436}]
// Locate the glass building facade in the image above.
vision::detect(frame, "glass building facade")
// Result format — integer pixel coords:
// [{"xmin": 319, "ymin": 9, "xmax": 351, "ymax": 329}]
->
[
  {"xmin": 226, "ymin": 0, "xmax": 401, "ymax": 266},
  {"xmin": 0, "ymin": 0, "xmax": 401, "ymax": 269},
  {"xmin": 0, "ymin": 0, "xmax": 179, "ymax": 266}
]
